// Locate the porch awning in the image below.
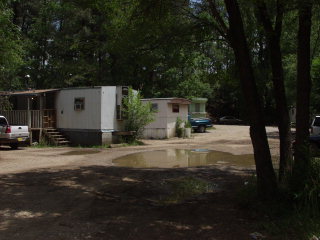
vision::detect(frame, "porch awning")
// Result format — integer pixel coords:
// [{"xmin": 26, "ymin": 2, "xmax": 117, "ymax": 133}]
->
[
  {"xmin": 167, "ymin": 98, "xmax": 191, "ymax": 105},
  {"xmin": 141, "ymin": 98, "xmax": 191, "ymax": 105},
  {"xmin": 0, "ymin": 89, "xmax": 59, "ymax": 96}
]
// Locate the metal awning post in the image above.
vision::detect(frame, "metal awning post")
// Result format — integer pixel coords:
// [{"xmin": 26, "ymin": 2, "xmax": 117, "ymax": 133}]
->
[
  {"xmin": 39, "ymin": 94, "xmax": 44, "ymax": 139},
  {"xmin": 27, "ymin": 97, "xmax": 32, "ymax": 145}
]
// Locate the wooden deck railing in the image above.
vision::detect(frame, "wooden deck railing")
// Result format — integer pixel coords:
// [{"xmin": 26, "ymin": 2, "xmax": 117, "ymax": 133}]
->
[{"xmin": 0, "ymin": 109, "xmax": 56, "ymax": 129}]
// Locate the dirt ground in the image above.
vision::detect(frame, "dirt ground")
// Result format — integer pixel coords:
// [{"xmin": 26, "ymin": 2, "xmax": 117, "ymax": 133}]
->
[{"xmin": 0, "ymin": 125, "xmax": 281, "ymax": 240}]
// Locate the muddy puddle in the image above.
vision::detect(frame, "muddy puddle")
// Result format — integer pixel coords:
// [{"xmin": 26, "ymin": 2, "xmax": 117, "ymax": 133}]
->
[
  {"xmin": 61, "ymin": 150, "xmax": 100, "ymax": 155},
  {"xmin": 113, "ymin": 149, "xmax": 278, "ymax": 169}
]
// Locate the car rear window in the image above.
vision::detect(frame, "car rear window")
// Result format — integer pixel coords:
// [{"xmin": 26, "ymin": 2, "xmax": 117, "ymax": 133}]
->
[
  {"xmin": 0, "ymin": 117, "xmax": 8, "ymax": 126},
  {"xmin": 314, "ymin": 117, "xmax": 320, "ymax": 127}
]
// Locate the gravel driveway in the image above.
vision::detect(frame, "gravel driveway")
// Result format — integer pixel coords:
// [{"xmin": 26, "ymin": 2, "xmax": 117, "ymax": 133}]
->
[
  {"xmin": 0, "ymin": 125, "xmax": 280, "ymax": 175},
  {"xmin": 0, "ymin": 125, "xmax": 281, "ymax": 240}
]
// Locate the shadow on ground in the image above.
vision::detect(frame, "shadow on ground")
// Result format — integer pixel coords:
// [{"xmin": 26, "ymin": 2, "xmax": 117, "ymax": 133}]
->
[{"xmin": 0, "ymin": 166, "xmax": 259, "ymax": 240}]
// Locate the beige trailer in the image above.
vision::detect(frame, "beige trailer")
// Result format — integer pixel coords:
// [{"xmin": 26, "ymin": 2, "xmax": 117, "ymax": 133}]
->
[{"xmin": 141, "ymin": 98, "xmax": 191, "ymax": 139}]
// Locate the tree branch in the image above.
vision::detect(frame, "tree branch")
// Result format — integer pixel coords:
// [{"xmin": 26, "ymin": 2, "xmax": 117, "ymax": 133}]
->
[
  {"xmin": 206, "ymin": 0, "xmax": 229, "ymax": 39},
  {"xmin": 256, "ymin": 0, "xmax": 274, "ymax": 34},
  {"xmin": 274, "ymin": 0, "xmax": 284, "ymax": 39}
]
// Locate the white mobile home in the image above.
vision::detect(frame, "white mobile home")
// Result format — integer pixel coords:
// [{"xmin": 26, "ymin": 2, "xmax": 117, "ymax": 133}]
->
[
  {"xmin": 1, "ymin": 86, "xmax": 129, "ymax": 145},
  {"xmin": 55, "ymin": 86, "xmax": 128, "ymax": 145},
  {"xmin": 189, "ymin": 98, "xmax": 208, "ymax": 118},
  {"xmin": 141, "ymin": 98, "xmax": 191, "ymax": 139}
]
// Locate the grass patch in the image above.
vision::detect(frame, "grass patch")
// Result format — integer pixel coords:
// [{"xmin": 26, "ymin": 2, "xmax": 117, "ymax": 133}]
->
[
  {"xmin": 237, "ymin": 173, "xmax": 320, "ymax": 240},
  {"xmin": 30, "ymin": 138, "xmax": 58, "ymax": 148},
  {"xmin": 160, "ymin": 177, "xmax": 213, "ymax": 204},
  {"xmin": 119, "ymin": 139, "xmax": 145, "ymax": 147},
  {"xmin": 76, "ymin": 144, "xmax": 111, "ymax": 149}
]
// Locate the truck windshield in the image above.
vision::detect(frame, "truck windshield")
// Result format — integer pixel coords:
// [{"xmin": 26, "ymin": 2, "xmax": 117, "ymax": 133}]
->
[
  {"xmin": 0, "ymin": 117, "xmax": 8, "ymax": 126},
  {"xmin": 314, "ymin": 117, "xmax": 320, "ymax": 127}
]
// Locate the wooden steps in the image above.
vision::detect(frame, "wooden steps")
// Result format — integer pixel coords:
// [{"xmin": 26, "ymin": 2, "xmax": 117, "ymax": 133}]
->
[{"xmin": 43, "ymin": 128, "xmax": 70, "ymax": 146}]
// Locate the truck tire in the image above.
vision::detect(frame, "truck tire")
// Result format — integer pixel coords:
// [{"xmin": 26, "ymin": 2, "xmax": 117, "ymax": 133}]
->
[
  {"xmin": 198, "ymin": 125, "xmax": 206, "ymax": 133},
  {"xmin": 10, "ymin": 143, "xmax": 19, "ymax": 150}
]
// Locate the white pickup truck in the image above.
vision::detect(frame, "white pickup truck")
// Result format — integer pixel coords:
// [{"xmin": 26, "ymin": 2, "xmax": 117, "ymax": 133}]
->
[
  {"xmin": 0, "ymin": 115, "xmax": 29, "ymax": 149},
  {"xmin": 311, "ymin": 115, "xmax": 320, "ymax": 135}
]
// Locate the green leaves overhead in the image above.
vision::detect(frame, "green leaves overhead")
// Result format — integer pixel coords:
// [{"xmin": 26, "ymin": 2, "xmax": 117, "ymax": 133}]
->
[
  {"xmin": 0, "ymin": 1, "xmax": 24, "ymax": 90},
  {"xmin": 0, "ymin": 0, "xmax": 320, "ymax": 118}
]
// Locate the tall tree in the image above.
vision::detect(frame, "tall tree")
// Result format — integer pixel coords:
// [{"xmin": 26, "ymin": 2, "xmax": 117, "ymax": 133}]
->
[
  {"xmin": 208, "ymin": 0, "xmax": 278, "ymax": 198},
  {"xmin": 256, "ymin": 0, "xmax": 293, "ymax": 182},
  {"xmin": 293, "ymin": 0, "xmax": 313, "ymax": 191}
]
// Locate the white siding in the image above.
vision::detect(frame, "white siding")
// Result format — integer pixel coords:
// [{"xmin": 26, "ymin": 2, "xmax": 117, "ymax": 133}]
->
[
  {"xmin": 100, "ymin": 86, "xmax": 118, "ymax": 130},
  {"xmin": 143, "ymin": 100, "xmax": 168, "ymax": 129},
  {"xmin": 142, "ymin": 99, "xmax": 189, "ymax": 139},
  {"xmin": 166, "ymin": 103, "xmax": 189, "ymax": 138},
  {"xmin": 142, "ymin": 128, "xmax": 167, "ymax": 139},
  {"xmin": 56, "ymin": 88, "xmax": 102, "ymax": 130}
]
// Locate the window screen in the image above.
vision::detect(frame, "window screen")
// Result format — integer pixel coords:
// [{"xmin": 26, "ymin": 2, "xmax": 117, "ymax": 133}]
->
[
  {"xmin": 195, "ymin": 103, "xmax": 201, "ymax": 112},
  {"xmin": 151, "ymin": 103, "xmax": 158, "ymax": 111},
  {"xmin": 172, "ymin": 104, "xmax": 179, "ymax": 113},
  {"xmin": 74, "ymin": 98, "xmax": 85, "ymax": 111}
]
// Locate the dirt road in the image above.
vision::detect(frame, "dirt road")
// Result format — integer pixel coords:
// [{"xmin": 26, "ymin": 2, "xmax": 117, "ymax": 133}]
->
[
  {"xmin": 0, "ymin": 125, "xmax": 279, "ymax": 174},
  {"xmin": 0, "ymin": 125, "xmax": 281, "ymax": 240}
]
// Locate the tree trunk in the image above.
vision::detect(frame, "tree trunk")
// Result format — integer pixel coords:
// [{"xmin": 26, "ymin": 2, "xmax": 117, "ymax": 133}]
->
[
  {"xmin": 224, "ymin": 0, "xmax": 278, "ymax": 198},
  {"xmin": 256, "ymin": 1, "xmax": 293, "ymax": 183},
  {"xmin": 269, "ymin": 39, "xmax": 293, "ymax": 183},
  {"xmin": 293, "ymin": 0, "xmax": 313, "ymax": 191}
]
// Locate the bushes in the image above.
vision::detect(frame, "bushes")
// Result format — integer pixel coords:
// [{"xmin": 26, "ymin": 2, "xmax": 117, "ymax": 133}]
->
[
  {"xmin": 175, "ymin": 118, "xmax": 192, "ymax": 138},
  {"xmin": 0, "ymin": 96, "xmax": 12, "ymax": 110},
  {"xmin": 294, "ymin": 157, "xmax": 320, "ymax": 216},
  {"xmin": 175, "ymin": 117, "xmax": 184, "ymax": 138},
  {"xmin": 122, "ymin": 88, "xmax": 155, "ymax": 142},
  {"xmin": 236, "ymin": 158, "xmax": 320, "ymax": 239}
]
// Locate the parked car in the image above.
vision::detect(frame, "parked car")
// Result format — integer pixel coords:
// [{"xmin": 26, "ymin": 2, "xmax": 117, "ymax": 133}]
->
[
  {"xmin": 311, "ymin": 115, "xmax": 320, "ymax": 135},
  {"xmin": 0, "ymin": 115, "xmax": 29, "ymax": 149},
  {"xmin": 219, "ymin": 116, "xmax": 243, "ymax": 125},
  {"xmin": 188, "ymin": 116, "xmax": 213, "ymax": 133}
]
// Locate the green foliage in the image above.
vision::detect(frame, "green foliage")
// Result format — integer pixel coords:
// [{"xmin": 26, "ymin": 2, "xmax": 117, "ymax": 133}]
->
[
  {"xmin": 122, "ymin": 87, "xmax": 155, "ymax": 141},
  {"xmin": 175, "ymin": 117, "xmax": 184, "ymax": 138},
  {"xmin": 185, "ymin": 120, "xmax": 192, "ymax": 128},
  {"xmin": 31, "ymin": 137, "xmax": 56, "ymax": 148},
  {"xmin": 0, "ymin": 1, "xmax": 24, "ymax": 90},
  {"xmin": 237, "ymin": 168, "xmax": 320, "ymax": 239},
  {"xmin": 0, "ymin": 96, "xmax": 12, "ymax": 110},
  {"xmin": 294, "ymin": 157, "xmax": 320, "ymax": 216},
  {"xmin": 76, "ymin": 144, "xmax": 111, "ymax": 149},
  {"xmin": 118, "ymin": 140, "xmax": 144, "ymax": 147},
  {"xmin": 160, "ymin": 177, "xmax": 212, "ymax": 204},
  {"xmin": 311, "ymin": 57, "xmax": 320, "ymax": 114}
]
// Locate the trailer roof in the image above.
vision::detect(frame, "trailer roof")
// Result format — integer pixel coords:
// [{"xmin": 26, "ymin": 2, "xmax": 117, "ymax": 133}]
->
[
  {"xmin": 0, "ymin": 89, "xmax": 59, "ymax": 96},
  {"xmin": 141, "ymin": 98, "xmax": 191, "ymax": 105}
]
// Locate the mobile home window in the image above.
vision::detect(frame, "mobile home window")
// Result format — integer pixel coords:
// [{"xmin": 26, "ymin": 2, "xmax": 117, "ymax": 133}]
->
[
  {"xmin": 151, "ymin": 103, "xmax": 158, "ymax": 111},
  {"xmin": 172, "ymin": 104, "xmax": 179, "ymax": 113},
  {"xmin": 195, "ymin": 103, "xmax": 201, "ymax": 112},
  {"xmin": 74, "ymin": 98, "xmax": 85, "ymax": 111},
  {"xmin": 122, "ymin": 86, "xmax": 128, "ymax": 96}
]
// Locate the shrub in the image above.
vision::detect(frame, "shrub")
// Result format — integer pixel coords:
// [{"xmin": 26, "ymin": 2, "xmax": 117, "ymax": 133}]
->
[
  {"xmin": 185, "ymin": 120, "xmax": 192, "ymax": 128},
  {"xmin": 295, "ymin": 157, "xmax": 320, "ymax": 216},
  {"xmin": 175, "ymin": 117, "xmax": 184, "ymax": 138},
  {"xmin": 0, "ymin": 96, "xmax": 12, "ymax": 110},
  {"xmin": 122, "ymin": 88, "xmax": 155, "ymax": 142}
]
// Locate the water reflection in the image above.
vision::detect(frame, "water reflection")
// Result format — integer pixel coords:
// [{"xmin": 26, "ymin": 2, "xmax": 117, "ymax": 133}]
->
[{"xmin": 112, "ymin": 149, "xmax": 259, "ymax": 168}]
